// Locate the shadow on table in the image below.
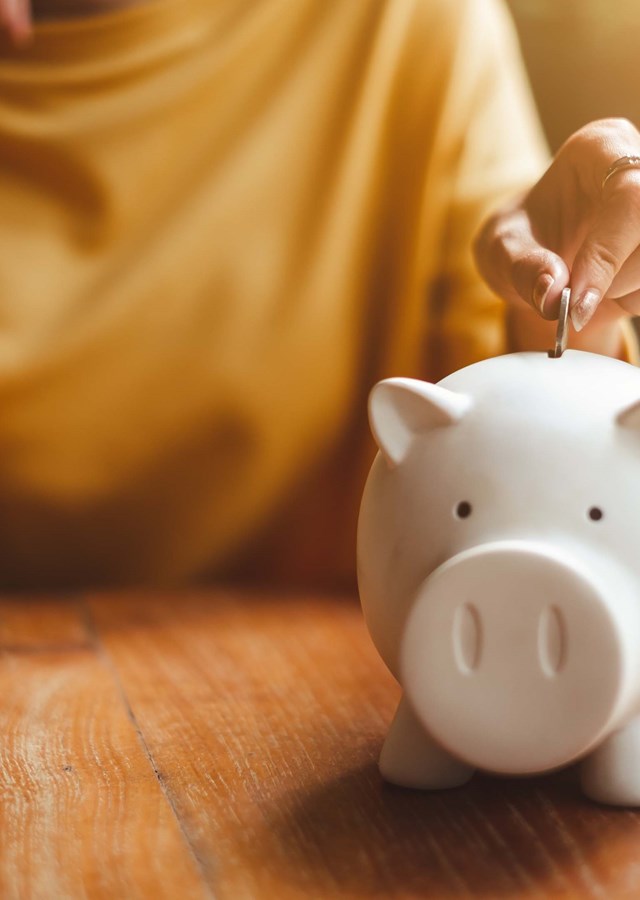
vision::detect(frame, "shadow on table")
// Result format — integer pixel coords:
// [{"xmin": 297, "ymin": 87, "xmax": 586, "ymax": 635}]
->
[{"xmin": 266, "ymin": 757, "xmax": 640, "ymax": 896}]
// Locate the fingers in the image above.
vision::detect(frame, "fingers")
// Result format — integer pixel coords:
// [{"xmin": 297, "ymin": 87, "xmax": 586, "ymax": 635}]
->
[
  {"xmin": 511, "ymin": 245, "xmax": 568, "ymax": 319},
  {"xmin": 476, "ymin": 119, "xmax": 640, "ymax": 332},
  {"xmin": 474, "ymin": 205, "xmax": 570, "ymax": 319},
  {"xmin": 612, "ymin": 288, "xmax": 640, "ymax": 318},
  {"xmin": 569, "ymin": 171, "xmax": 640, "ymax": 330},
  {"xmin": 0, "ymin": 0, "xmax": 31, "ymax": 45}
]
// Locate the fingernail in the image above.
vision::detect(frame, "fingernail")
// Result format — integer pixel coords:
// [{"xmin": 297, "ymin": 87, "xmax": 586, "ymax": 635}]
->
[
  {"xmin": 533, "ymin": 273, "xmax": 555, "ymax": 315},
  {"xmin": 570, "ymin": 289, "xmax": 601, "ymax": 332}
]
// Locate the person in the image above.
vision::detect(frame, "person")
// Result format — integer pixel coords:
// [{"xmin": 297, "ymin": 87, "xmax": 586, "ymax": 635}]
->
[
  {"xmin": 0, "ymin": 0, "xmax": 637, "ymax": 590},
  {"xmin": 475, "ymin": 117, "xmax": 640, "ymax": 356}
]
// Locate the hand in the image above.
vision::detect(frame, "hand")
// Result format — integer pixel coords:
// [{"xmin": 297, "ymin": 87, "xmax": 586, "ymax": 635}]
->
[
  {"xmin": 474, "ymin": 118, "xmax": 640, "ymax": 333},
  {"xmin": 0, "ymin": 0, "xmax": 31, "ymax": 45}
]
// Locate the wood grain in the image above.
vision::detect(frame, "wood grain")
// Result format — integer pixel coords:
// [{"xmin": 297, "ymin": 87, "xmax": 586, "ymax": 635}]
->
[
  {"xmin": 87, "ymin": 590, "xmax": 640, "ymax": 900},
  {"xmin": 0, "ymin": 596, "xmax": 208, "ymax": 900},
  {"xmin": 4, "ymin": 589, "xmax": 640, "ymax": 898}
]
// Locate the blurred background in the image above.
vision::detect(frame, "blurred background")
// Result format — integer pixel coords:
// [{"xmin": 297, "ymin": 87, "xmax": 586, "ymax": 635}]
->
[{"xmin": 506, "ymin": 0, "xmax": 640, "ymax": 151}]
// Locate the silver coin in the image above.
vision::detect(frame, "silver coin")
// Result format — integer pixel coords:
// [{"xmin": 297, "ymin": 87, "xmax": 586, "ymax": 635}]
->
[{"xmin": 550, "ymin": 287, "xmax": 571, "ymax": 358}]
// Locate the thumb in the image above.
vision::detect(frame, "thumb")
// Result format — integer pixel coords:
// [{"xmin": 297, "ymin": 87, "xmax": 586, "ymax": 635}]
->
[{"xmin": 474, "ymin": 207, "xmax": 569, "ymax": 319}]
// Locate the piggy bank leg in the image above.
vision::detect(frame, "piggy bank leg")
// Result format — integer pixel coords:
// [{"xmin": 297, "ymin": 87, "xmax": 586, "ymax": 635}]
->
[
  {"xmin": 379, "ymin": 694, "xmax": 473, "ymax": 789},
  {"xmin": 580, "ymin": 717, "xmax": 640, "ymax": 806}
]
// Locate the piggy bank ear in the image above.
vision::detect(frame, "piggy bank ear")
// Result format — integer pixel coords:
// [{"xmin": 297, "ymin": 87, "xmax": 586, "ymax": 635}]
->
[
  {"xmin": 616, "ymin": 398, "xmax": 640, "ymax": 430},
  {"xmin": 369, "ymin": 377, "xmax": 472, "ymax": 467}
]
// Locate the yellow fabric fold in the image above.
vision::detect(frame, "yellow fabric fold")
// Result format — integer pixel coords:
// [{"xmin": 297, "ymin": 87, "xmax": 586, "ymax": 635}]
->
[{"xmin": 0, "ymin": 0, "xmax": 546, "ymax": 587}]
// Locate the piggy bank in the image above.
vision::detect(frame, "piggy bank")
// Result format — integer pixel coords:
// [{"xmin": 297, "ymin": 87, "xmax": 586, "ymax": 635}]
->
[{"xmin": 357, "ymin": 349, "xmax": 640, "ymax": 806}]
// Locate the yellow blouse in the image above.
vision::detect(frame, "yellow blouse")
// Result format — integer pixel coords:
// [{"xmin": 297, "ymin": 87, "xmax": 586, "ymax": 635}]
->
[{"xmin": 0, "ymin": 0, "xmax": 547, "ymax": 588}]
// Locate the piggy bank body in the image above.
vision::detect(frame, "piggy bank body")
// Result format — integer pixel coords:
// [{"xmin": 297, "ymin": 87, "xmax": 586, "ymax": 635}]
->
[{"xmin": 358, "ymin": 350, "xmax": 640, "ymax": 805}]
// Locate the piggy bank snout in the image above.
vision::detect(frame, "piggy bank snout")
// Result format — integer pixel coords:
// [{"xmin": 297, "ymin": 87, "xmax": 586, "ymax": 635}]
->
[{"xmin": 401, "ymin": 542, "xmax": 638, "ymax": 775}]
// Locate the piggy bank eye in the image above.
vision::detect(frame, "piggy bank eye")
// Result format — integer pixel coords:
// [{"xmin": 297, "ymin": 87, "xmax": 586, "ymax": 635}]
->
[
  {"xmin": 588, "ymin": 506, "xmax": 604, "ymax": 522},
  {"xmin": 455, "ymin": 501, "xmax": 472, "ymax": 519}
]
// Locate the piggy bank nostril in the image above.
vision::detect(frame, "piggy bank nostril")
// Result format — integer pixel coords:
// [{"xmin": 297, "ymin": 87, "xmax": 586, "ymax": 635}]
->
[
  {"xmin": 538, "ymin": 605, "xmax": 566, "ymax": 677},
  {"xmin": 453, "ymin": 602, "xmax": 482, "ymax": 673}
]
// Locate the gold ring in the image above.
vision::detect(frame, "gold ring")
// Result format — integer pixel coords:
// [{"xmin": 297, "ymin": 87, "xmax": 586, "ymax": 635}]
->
[{"xmin": 602, "ymin": 155, "xmax": 640, "ymax": 191}]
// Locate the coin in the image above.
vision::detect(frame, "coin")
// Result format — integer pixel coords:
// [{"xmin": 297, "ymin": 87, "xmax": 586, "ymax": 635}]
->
[{"xmin": 550, "ymin": 287, "xmax": 571, "ymax": 358}]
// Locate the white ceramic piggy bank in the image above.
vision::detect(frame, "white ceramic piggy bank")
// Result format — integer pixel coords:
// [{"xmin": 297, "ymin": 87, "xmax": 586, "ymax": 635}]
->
[{"xmin": 358, "ymin": 349, "xmax": 640, "ymax": 805}]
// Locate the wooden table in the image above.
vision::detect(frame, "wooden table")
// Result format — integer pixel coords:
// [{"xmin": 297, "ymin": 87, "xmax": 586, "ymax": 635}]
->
[{"xmin": 1, "ymin": 589, "xmax": 640, "ymax": 899}]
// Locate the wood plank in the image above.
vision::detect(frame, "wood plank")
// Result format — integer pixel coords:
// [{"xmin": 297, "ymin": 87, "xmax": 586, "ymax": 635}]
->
[
  {"xmin": 90, "ymin": 589, "xmax": 640, "ymax": 899},
  {"xmin": 0, "ymin": 597, "xmax": 209, "ymax": 900},
  {"xmin": 0, "ymin": 596, "xmax": 88, "ymax": 650}
]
